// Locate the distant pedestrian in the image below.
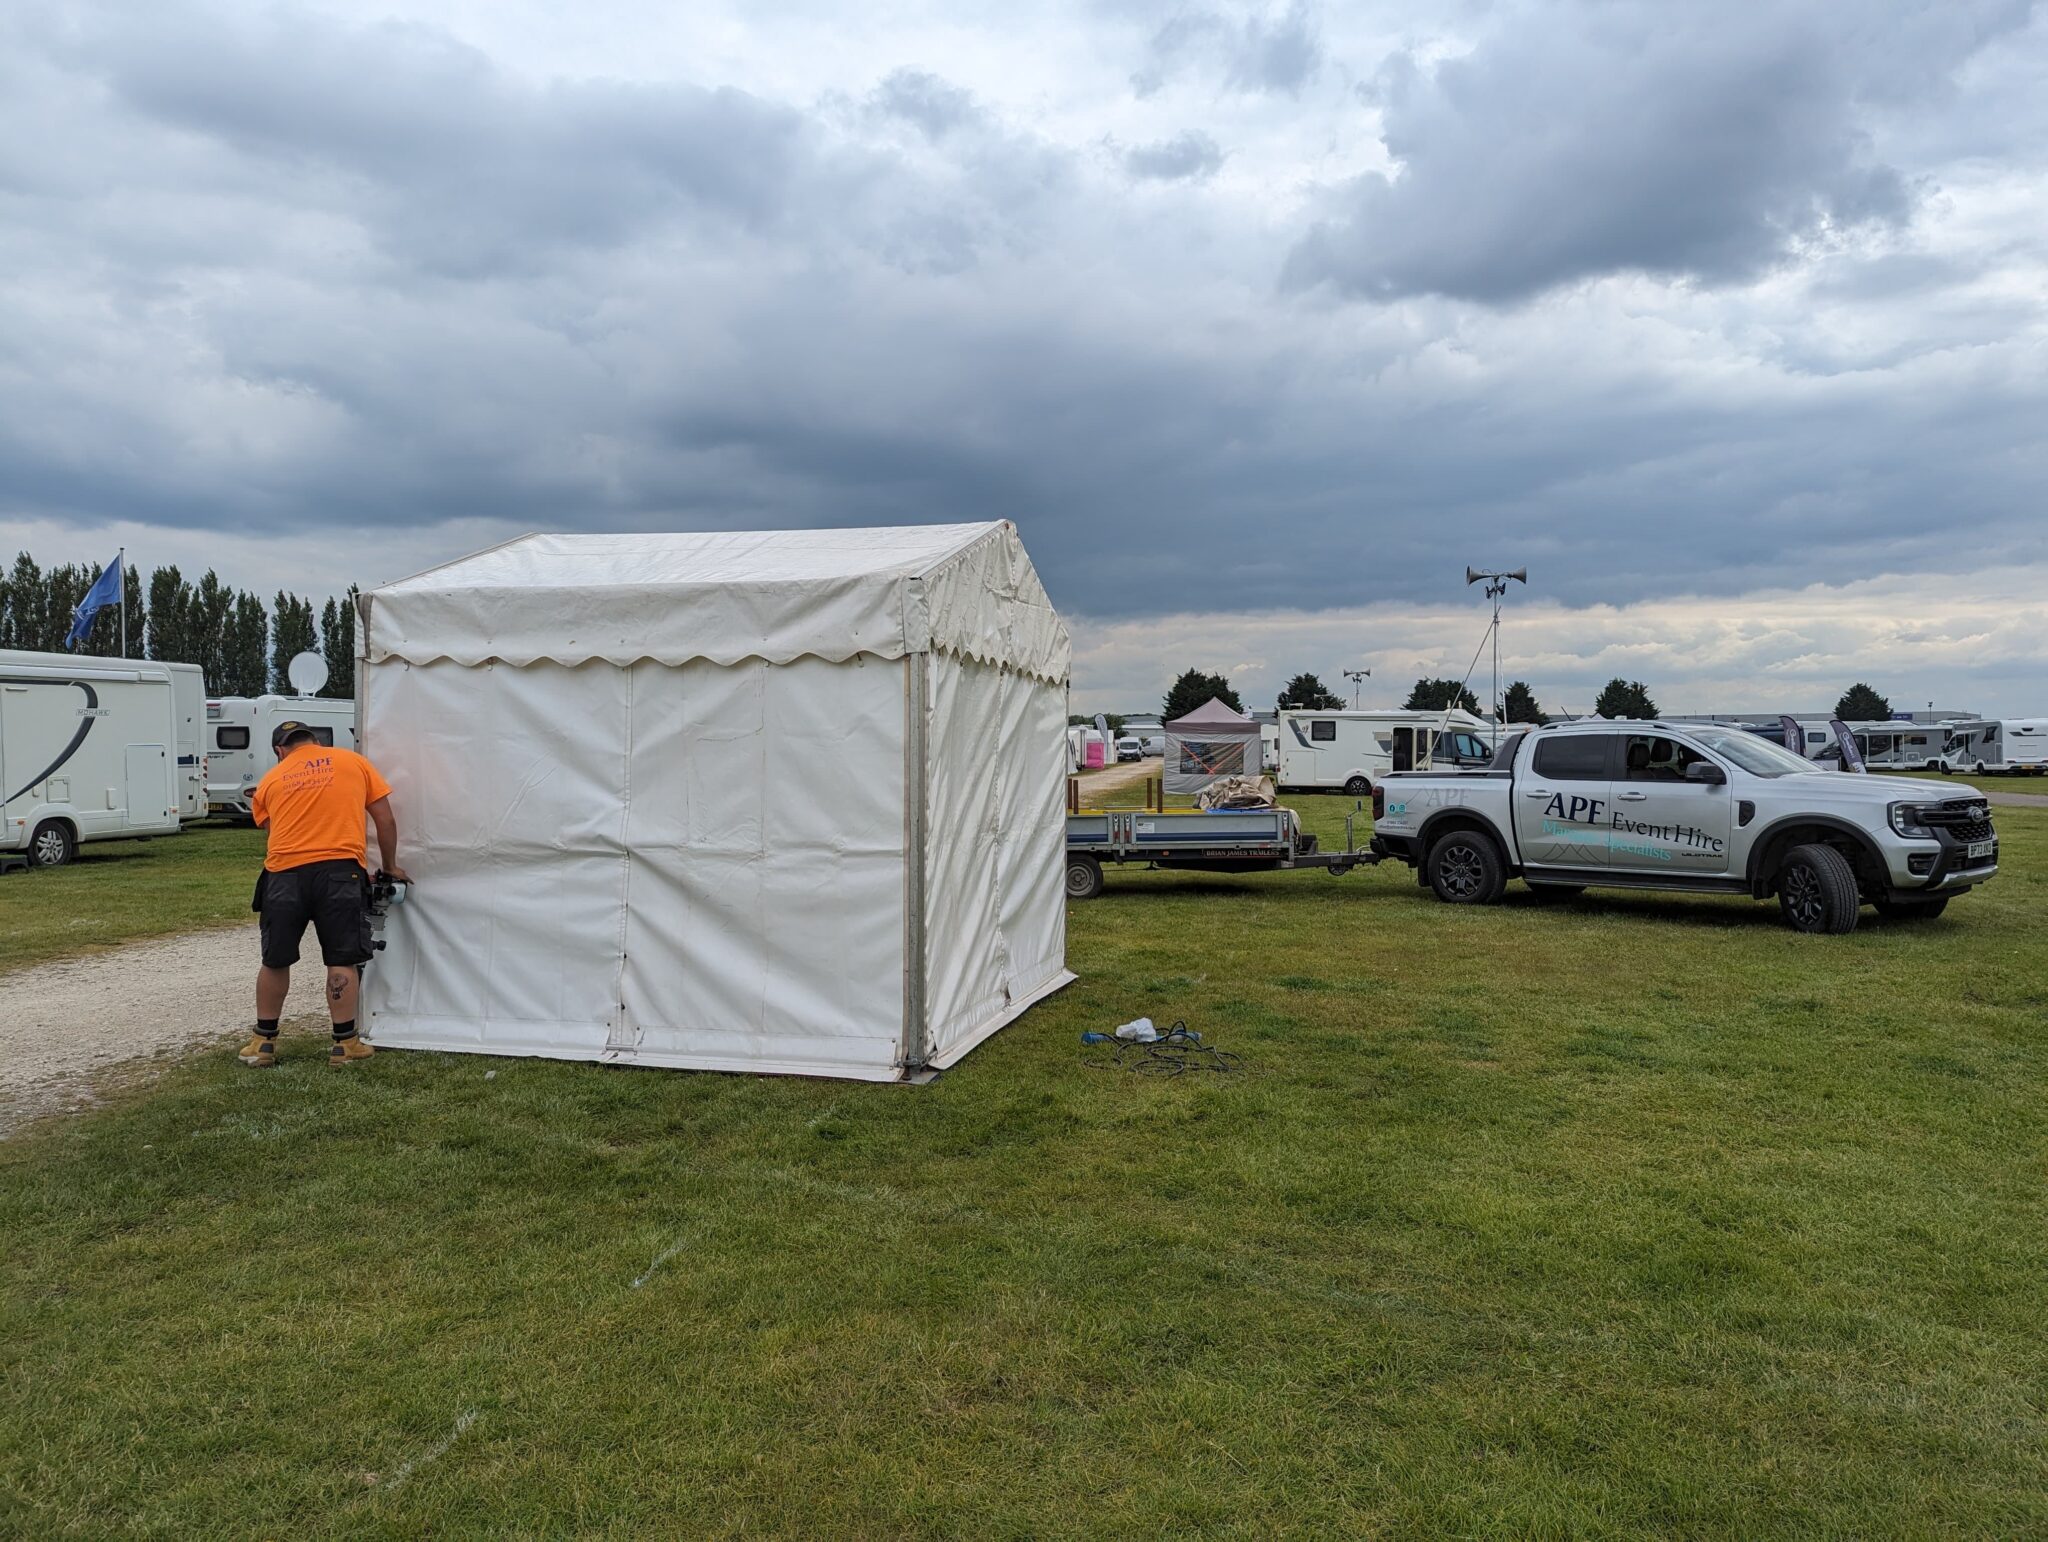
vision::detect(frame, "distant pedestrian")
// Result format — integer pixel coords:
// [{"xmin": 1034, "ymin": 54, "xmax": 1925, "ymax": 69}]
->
[{"xmin": 238, "ymin": 721, "xmax": 409, "ymax": 1068}]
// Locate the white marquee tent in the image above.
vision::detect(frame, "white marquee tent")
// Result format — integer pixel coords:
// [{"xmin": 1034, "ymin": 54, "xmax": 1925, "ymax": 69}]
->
[{"xmin": 356, "ymin": 522, "xmax": 1073, "ymax": 1082}]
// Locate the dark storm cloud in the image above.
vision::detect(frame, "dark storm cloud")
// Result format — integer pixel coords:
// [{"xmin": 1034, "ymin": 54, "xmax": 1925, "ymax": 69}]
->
[
  {"xmin": 0, "ymin": 0, "xmax": 2044, "ymax": 630},
  {"xmin": 1124, "ymin": 131, "xmax": 1225, "ymax": 181},
  {"xmin": 1285, "ymin": 0, "xmax": 2035, "ymax": 303},
  {"xmin": 57, "ymin": 6, "xmax": 823, "ymax": 275}
]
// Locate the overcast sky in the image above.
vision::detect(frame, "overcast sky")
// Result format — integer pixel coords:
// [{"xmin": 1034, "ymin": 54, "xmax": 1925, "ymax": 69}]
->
[{"xmin": 4, "ymin": 0, "xmax": 2044, "ymax": 715}]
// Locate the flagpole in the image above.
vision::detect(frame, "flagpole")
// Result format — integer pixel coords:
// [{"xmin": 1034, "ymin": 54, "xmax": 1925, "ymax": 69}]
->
[{"xmin": 118, "ymin": 548, "xmax": 127, "ymax": 657}]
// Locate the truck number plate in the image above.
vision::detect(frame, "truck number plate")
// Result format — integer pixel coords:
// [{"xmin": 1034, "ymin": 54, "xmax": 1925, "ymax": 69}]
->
[{"xmin": 1968, "ymin": 839, "xmax": 1994, "ymax": 859}]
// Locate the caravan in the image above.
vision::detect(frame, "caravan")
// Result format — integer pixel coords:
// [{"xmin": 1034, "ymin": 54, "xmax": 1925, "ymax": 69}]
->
[
  {"xmin": 1275, "ymin": 708, "xmax": 1495, "ymax": 795},
  {"xmin": 206, "ymin": 694, "xmax": 358, "ymax": 816},
  {"xmin": 1, "ymin": 649, "xmax": 183, "ymax": 867},
  {"xmin": 1939, "ymin": 719, "xmax": 2048, "ymax": 776}
]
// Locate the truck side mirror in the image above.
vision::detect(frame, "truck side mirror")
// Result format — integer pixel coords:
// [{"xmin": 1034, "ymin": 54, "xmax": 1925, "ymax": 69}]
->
[{"xmin": 1685, "ymin": 762, "xmax": 1727, "ymax": 785}]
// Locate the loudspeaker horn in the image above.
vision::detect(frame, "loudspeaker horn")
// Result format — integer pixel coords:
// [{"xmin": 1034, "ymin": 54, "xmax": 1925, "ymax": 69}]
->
[
  {"xmin": 1506, "ymin": 567, "xmax": 1526, "ymax": 583},
  {"xmin": 1465, "ymin": 566, "xmax": 1481, "ymax": 585}
]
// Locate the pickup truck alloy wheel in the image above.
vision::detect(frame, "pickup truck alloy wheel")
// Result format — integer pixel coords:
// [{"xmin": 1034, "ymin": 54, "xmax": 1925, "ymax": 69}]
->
[
  {"xmin": 1065, "ymin": 853, "xmax": 1105, "ymax": 901},
  {"xmin": 30, "ymin": 820, "xmax": 75, "ymax": 868},
  {"xmin": 1428, "ymin": 832, "xmax": 1505, "ymax": 905},
  {"xmin": 1777, "ymin": 842, "xmax": 1859, "ymax": 934}
]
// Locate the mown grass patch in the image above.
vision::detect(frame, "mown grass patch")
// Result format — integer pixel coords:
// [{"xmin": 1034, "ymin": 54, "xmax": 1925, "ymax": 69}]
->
[
  {"xmin": 2, "ymin": 804, "xmax": 2045, "ymax": 1534},
  {"xmin": 0, "ymin": 822, "xmax": 267, "ymax": 973}
]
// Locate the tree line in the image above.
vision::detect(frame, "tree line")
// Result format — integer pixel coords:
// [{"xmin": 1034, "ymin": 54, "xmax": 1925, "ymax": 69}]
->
[
  {"xmin": 1154, "ymin": 669, "xmax": 1901, "ymax": 726},
  {"xmin": 0, "ymin": 551, "xmax": 357, "ymax": 699}
]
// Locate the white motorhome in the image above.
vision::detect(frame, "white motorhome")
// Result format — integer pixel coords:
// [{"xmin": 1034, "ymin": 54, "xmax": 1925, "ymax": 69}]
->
[
  {"xmin": 1275, "ymin": 708, "xmax": 1496, "ymax": 795},
  {"xmin": 165, "ymin": 662, "xmax": 206, "ymax": 819},
  {"xmin": 206, "ymin": 694, "xmax": 358, "ymax": 816},
  {"xmin": 1939, "ymin": 719, "xmax": 2048, "ymax": 776},
  {"xmin": 1806, "ymin": 720, "xmax": 1950, "ymax": 772},
  {"xmin": 1, "ymin": 649, "xmax": 182, "ymax": 867}
]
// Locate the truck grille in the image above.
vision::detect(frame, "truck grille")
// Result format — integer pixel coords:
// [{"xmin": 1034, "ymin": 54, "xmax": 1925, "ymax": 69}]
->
[{"xmin": 1923, "ymin": 800, "xmax": 1994, "ymax": 843}]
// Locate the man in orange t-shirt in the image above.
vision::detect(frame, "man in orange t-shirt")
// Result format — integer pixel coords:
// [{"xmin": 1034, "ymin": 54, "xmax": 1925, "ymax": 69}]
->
[{"xmin": 239, "ymin": 721, "xmax": 410, "ymax": 1069}]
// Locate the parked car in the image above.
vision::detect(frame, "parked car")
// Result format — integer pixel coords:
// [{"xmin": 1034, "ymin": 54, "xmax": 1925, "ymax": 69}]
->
[{"xmin": 1370, "ymin": 720, "xmax": 1997, "ymax": 933}]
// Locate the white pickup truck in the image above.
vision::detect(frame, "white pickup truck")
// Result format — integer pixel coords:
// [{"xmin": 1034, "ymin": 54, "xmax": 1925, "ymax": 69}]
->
[{"xmin": 1370, "ymin": 720, "xmax": 1998, "ymax": 933}]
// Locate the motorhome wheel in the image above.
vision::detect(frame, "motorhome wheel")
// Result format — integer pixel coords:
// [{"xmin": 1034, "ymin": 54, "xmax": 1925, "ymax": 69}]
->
[{"xmin": 30, "ymin": 820, "xmax": 76, "ymax": 868}]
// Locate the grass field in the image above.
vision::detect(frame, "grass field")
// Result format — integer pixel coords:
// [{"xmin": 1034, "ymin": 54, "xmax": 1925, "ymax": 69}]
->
[
  {"xmin": 4, "ymin": 798, "xmax": 2047, "ymax": 1535},
  {"xmin": 0, "ymin": 822, "xmax": 268, "ymax": 975}
]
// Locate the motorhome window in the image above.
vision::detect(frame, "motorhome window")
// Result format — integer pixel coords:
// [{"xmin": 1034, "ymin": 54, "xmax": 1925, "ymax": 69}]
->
[
  {"xmin": 1310, "ymin": 720, "xmax": 1335, "ymax": 742},
  {"xmin": 310, "ymin": 727, "xmax": 336, "ymax": 746},
  {"xmin": 216, "ymin": 727, "xmax": 250, "ymax": 750},
  {"xmin": 1621, "ymin": 735, "xmax": 1707, "ymax": 782},
  {"xmin": 1532, "ymin": 736, "xmax": 1611, "ymax": 780},
  {"xmin": 1807, "ymin": 731, "xmax": 1827, "ymax": 743}
]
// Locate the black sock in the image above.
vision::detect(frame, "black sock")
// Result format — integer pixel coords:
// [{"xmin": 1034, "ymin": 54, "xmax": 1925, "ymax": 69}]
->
[
  {"xmin": 332, "ymin": 1020, "xmax": 357, "ymax": 1042},
  {"xmin": 256, "ymin": 1018, "xmax": 279, "ymax": 1040}
]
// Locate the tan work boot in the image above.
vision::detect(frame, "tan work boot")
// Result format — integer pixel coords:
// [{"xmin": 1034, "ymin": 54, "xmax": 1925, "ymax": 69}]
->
[
  {"xmin": 239, "ymin": 1034, "xmax": 277, "ymax": 1068},
  {"xmin": 329, "ymin": 1035, "xmax": 374, "ymax": 1067}
]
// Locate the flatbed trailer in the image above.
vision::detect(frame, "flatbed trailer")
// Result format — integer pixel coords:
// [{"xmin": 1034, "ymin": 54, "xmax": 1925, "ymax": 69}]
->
[{"xmin": 1064, "ymin": 805, "xmax": 1378, "ymax": 899}]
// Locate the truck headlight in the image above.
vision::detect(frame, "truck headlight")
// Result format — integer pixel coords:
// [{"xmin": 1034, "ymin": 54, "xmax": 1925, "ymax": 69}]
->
[{"xmin": 1889, "ymin": 802, "xmax": 1932, "ymax": 838}]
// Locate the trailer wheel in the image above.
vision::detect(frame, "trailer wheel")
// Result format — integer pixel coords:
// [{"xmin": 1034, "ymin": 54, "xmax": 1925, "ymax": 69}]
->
[
  {"xmin": 1426, "ymin": 830, "xmax": 1506, "ymax": 905},
  {"xmin": 1343, "ymin": 775, "xmax": 1370, "ymax": 798},
  {"xmin": 29, "ymin": 820, "xmax": 76, "ymax": 868},
  {"xmin": 1777, "ymin": 843, "xmax": 1859, "ymax": 934},
  {"xmin": 1065, "ymin": 853, "xmax": 1105, "ymax": 901}
]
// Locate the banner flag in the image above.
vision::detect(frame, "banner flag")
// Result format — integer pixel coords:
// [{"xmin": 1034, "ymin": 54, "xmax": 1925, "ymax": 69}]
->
[
  {"xmin": 64, "ymin": 552, "xmax": 124, "ymax": 650},
  {"xmin": 1829, "ymin": 719, "xmax": 1867, "ymax": 773}
]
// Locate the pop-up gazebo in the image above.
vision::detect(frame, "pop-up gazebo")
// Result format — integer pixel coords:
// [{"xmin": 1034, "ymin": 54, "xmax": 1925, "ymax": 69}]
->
[
  {"xmin": 356, "ymin": 522, "xmax": 1073, "ymax": 1082},
  {"xmin": 1163, "ymin": 697, "xmax": 1262, "ymax": 793}
]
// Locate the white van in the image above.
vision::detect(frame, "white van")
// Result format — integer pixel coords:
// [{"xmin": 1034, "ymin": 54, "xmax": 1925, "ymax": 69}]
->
[
  {"xmin": 206, "ymin": 694, "xmax": 358, "ymax": 816},
  {"xmin": 1, "ymin": 649, "xmax": 183, "ymax": 866},
  {"xmin": 1939, "ymin": 719, "xmax": 2048, "ymax": 776},
  {"xmin": 1275, "ymin": 708, "xmax": 1496, "ymax": 795}
]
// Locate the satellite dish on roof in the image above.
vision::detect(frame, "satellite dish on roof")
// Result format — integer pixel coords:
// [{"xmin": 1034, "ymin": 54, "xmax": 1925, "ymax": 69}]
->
[{"xmin": 286, "ymin": 650, "xmax": 328, "ymax": 697}]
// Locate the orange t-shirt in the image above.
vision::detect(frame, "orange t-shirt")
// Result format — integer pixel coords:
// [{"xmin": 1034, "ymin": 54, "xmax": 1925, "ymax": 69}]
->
[{"xmin": 251, "ymin": 744, "xmax": 394, "ymax": 873}]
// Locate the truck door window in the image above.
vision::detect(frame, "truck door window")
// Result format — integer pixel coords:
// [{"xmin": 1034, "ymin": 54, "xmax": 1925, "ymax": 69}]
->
[
  {"xmin": 1621, "ymin": 735, "xmax": 1707, "ymax": 782},
  {"xmin": 1531, "ymin": 736, "xmax": 1611, "ymax": 780},
  {"xmin": 1310, "ymin": 720, "xmax": 1335, "ymax": 742}
]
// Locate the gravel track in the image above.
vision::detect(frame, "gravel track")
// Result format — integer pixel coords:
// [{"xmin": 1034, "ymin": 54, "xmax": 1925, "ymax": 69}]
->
[{"xmin": 0, "ymin": 925, "xmax": 327, "ymax": 1137}]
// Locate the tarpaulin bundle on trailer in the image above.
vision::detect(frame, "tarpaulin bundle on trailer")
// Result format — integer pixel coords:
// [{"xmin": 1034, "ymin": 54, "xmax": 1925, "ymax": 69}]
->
[
  {"xmin": 356, "ymin": 522, "xmax": 1074, "ymax": 1082},
  {"xmin": 1163, "ymin": 697, "xmax": 1262, "ymax": 794}
]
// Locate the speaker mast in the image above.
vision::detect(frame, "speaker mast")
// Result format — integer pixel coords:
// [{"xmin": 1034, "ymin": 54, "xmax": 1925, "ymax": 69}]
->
[{"xmin": 1464, "ymin": 566, "xmax": 1527, "ymax": 749}]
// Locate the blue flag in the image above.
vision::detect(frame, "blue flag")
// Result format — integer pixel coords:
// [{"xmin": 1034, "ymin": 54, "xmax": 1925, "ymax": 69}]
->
[{"xmin": 65, "ymin": 553, "xmax": 124, "ymax": 650}]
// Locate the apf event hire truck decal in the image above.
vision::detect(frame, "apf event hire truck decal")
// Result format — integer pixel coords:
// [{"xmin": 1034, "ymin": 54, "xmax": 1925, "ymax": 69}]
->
[{"xmin": 1538, "ymin": 791, "xmax": 1725, "ymax": 861}]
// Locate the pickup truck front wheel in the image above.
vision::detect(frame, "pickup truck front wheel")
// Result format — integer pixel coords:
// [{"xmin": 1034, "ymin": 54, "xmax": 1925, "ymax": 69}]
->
[
  {"xmin": 1776, "ymin": 843, "xmax": 1859, "ymax": 934},
  {"xmin": 1427, "ymin": 831, "xmax": 1506, "ymax": 906}
]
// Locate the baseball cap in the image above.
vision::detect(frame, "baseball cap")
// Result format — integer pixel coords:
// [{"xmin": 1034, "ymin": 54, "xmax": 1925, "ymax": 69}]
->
[{"xmin": 271, "ymin": 720, "xmax": 314, "ymax": 747}]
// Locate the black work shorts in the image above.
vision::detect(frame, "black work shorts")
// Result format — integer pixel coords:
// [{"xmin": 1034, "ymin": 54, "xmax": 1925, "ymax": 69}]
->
[{"xmin": 253, "ymin": 859, "xmax": 373, "ymax": 970}]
